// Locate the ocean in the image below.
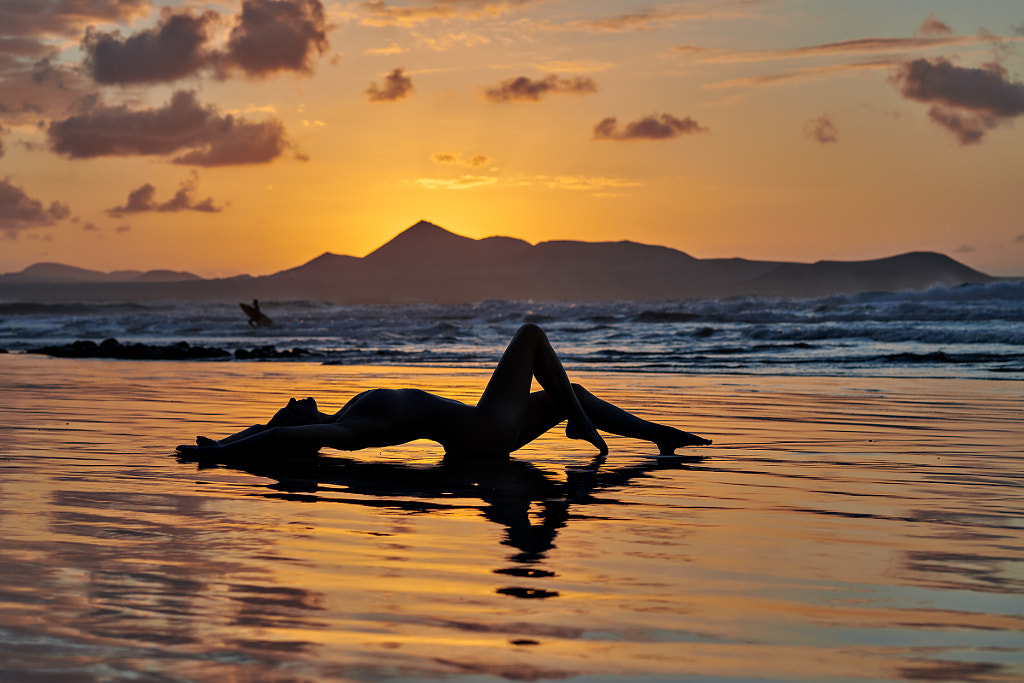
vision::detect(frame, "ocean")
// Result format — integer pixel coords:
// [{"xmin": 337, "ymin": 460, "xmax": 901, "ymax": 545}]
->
[{"xmin": 2, "ymin": 279, "xmax": 1022, "ymax": 379}]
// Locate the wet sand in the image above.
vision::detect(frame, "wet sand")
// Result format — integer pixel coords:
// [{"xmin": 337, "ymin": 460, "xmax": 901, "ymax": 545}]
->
[{"xmin": 1, "ymin": 354, "xmax": 1022, "ymax": 682}]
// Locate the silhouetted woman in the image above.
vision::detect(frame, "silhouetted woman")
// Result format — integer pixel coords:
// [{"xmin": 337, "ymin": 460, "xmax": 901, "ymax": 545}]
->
[{"xmin": 177, "ymin": 324, "xmax": 710, "ymax": 460}]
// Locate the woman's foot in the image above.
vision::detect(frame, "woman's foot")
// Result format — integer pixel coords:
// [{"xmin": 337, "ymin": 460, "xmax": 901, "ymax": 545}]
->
[
  {"xmin": 566, "ymin": 418, "xmax": 608, "ymax": 455},
  {"xmin": 656, "ymin": 428, "xmax": 711, "ymax": 455},
  {"xmin": 176, "ymin": 436, "xmax": 223, "ymax": 453}
]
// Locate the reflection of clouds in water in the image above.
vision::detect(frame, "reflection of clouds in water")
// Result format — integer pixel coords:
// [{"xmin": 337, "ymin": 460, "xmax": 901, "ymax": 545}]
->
[{"xmin": 39, "ymin": 489, "xmax": 325, "ymax": 661}]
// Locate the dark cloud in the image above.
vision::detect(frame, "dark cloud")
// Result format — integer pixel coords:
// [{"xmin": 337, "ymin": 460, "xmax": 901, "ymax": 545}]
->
[
  {"xmin": 918, "ymin": 14, "xmax": 954, "ymax": 38},
  {"xmin": 107, "ymin": 176, "xmax": 224, "ymax": 217},
  {"xmin": 366, "ymin": 67, "xmax": 414, "ymax": 102},
  {"xmin": 0, "ymin": 125, "xmax": 5, "ymax": 158},
  {"xmin": 891, "ymin": 57, "xmax": 1024, "ymax": 144},
  {"xmin": 954, "ymin": 244, "xmax": 976, "ymax": 254},
  {"xmin": 925, "ymin": 106, "xmax": 994, "ymax": 145},
  {"xmin": 83, "ymin": 10, "xmax": 219, "ymax": 85},
  {"xmin": 484, "ymin": 74, "xmax": 597, "ymax": 102},
  {"xmin": 225, "ymin": 0, "xmax": 329, "ymax": 77},
  {"xmin": 77, "ymin": 1, "xmax": 328, "ymax": 85},
  {"xmin": 0, "ymin": 177, "xmax": 70, "ymax": 238},
  {"xmin": 47, "ymin": 90, "xmax": 291, "ymax": 165},
  {"xmin": 593, "ymin": 113, "xmax": 708, "ymax": 141},
  {"xmin": 805, "ymin": 113, "xmax": 838, "ymax": 143}
]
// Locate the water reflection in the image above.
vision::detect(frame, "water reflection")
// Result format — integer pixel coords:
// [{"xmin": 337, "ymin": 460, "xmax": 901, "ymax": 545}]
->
[
  {"xmin": 177, "ymin": 449, "xmax": 704, "ymax": 600},
  {"xmin": 38, "ymin": 487, "xmax": 327, "ymax": 669}
]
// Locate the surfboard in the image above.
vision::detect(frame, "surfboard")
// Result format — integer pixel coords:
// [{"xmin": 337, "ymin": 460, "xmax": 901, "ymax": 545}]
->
[{"xmin": 240, "ymin": 302, "xmax": 273, "ymax": 327}]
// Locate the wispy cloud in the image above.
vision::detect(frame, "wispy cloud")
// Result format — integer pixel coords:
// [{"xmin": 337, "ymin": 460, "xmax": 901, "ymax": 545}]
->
[
  {"xmin": 804, "ymin": 113, "xmax": 838, "ymax": 144},
  {"xmin": 358, "ymin": 0, "xmax": 538, "ymax": 27},
  {"xmin": 432, "ymin": 151, "xmax": 490, "ymax": 167},
  {"xmin": 547, "ymin": 1, "xmax": 769, "ymax": 34},
  {"xmin": 677, "ymin": 34, "xmax": 995, "ymax": 66},
  {"xmin": 414, "ymin": 175, "xmax": 499, "ymax": 190},
  {"xmin": 703, "ymin": 59, "xmax": 894, "ymax": 90},
  {"xmin": 532, "ymin": 60, "xmax": 614, "ymax": 74},
  {"xmin": 409, "ymin": 173, "xmax": 640, "ymax": 193},
  {"xmin": 540, "ymin": 176, "xmax": 641, "ymax": 191}
]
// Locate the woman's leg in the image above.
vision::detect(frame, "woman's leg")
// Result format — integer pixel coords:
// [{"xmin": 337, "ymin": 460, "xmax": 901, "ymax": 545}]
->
[
  {"xmin": 476, "ymin": 324, "xmax": 606, "ymax": 454},
  {"xmin": 511, "ymin": 384, "xmax": 711, "ymax": 454}
]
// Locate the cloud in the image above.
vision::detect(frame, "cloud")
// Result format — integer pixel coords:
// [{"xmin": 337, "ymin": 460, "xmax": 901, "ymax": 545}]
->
[
  {"xmin": 541, "ymin": 176, "xmax": 641, "ymax": 191},
  {"xmin": 954, "ymin": 244, "xmax": 976, "ymax": 254},
  {"xmin": 677, "ymin": 34, "xmax": 998, "ymax": 65},
  {"xmin": 83, "ymin": 9, "xmax": 218, "ymax": 85},
  {"xmin": 593, "ymin": 114, "xmax": 708, "ymax": 141},
  {"xmin": 805, "ymin": 113, "xmax": 838, "ymax": 143},
  {"xmin": 0, "ymin": 0, "xmax": 150, "ymax": 41},
  {"xmin": 704, "ymin": 59, "xmax": 894, "ymax": 90},
  {"xmin": 414, "ymin": 175, "xmax": 498, "ymax": 190},
  {"xmin": 0, "ymin": 125, "xmax": 5, "ymax": 158},
  {"xmin": 432, "ymin": 151, "xmax": 490, "ymax": 167},
  {"xmin": 80, "ymin": 0, "xmax": 329, "ymax": 84},
  {"xmin": 47, "ymin": 90, "xmax": 291, "ymax": 165},
  {"xmin": 549, "ymin": 2, "xmax": 768, "ymax": 33},
  {"xmin": 918, "ymin": 14, "xmax": 954, "ymax": 38},
  {"xmin": 358, "ymin": 0, "xmax": 536, "ymax": 27},
  {"xmin": 890, "ymin": 57, "xmax": 1024, "ymax": 144},
  {"xmin": 0, "ymin": 177, "xmax": 70, "ymax": 238},
  {"xmin": 0, "ymin": 57, "xmax": 93, "ymax": 123},
  {"xmin": 532, "ymin": 59, "xmax": 613, "ymax": 74},
  {"xmin": 484, "ymin": 74, "xmax": 597, "ymax": 102},
  {"xmin": 366, "ymin": 67, "xmax": 414, "ymax": 102},
  {"xmin": 365, "ymin": 43, "xmax": 405, "ymax": 56},
  {"xmin": 107, "ymin": 176, "xmax": 224, "ymax": 217},
  {"xmin": 224, "ymin": 0, "xmax": 330, "ymax": 77}
]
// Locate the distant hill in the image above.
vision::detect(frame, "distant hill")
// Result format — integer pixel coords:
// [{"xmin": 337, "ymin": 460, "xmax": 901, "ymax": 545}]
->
[
  {"xmin": 0, "ymin": 220, "xmax": 995, "ymax": 303},
  {"xmin": 0, "ymin": 262, "xmax": 201, "ymax": 284}
]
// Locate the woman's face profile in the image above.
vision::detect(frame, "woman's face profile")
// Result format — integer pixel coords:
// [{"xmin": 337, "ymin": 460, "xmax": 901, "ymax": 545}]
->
[{"xmin": 268, "ymin": 397, "xmax": 320, "ymax": 426}]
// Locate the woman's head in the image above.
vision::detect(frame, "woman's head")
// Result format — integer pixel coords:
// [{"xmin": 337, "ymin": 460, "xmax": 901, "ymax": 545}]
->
[{"xmin": 267, "ymin": 397, "xmax": 324, "ymax": 427}]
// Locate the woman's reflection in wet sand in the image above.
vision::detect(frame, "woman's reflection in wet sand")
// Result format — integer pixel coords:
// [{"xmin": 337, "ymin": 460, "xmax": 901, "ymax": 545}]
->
[{"xmin": 177, "ymin": 446, "xmax": 707, "ymax": 599}]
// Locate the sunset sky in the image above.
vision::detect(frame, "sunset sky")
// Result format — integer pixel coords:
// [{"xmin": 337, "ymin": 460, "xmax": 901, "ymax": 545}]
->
[{"xmin": 1, "ymin": 0, "xmax": 1023, "ymax": 278}]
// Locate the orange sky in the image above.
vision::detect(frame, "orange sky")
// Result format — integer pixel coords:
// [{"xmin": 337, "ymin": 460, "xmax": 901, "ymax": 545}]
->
[{"xmin": 1, "ymin": 1, "xmax": 1023, "ymax": 278}]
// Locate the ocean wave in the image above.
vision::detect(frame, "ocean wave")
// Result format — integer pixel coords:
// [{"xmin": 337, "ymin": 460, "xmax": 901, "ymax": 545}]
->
[{"xmin": 1, "ymin": 289, "xmax": 1022, "ymax": 379}]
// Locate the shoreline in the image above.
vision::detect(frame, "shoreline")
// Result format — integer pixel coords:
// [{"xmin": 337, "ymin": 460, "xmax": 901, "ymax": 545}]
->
[{"xmin": 4, "ymin": 348, "xmax": 1024, "ymax": 383}]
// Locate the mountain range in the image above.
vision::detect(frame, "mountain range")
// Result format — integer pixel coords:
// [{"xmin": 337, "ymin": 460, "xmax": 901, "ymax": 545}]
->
[{"xmin": 0, "ymin": 220, "xmax": 995, "ymax": 303}]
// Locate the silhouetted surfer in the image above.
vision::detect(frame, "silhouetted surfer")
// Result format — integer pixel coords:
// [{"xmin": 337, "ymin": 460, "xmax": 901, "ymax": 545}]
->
[
  {"xmin": 178, "ymin": 324, "xmax": 710, "ymax": 461},
  {"xmin": 240, "ymin": 299, "xmax": 272, "ymax": 327}
]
